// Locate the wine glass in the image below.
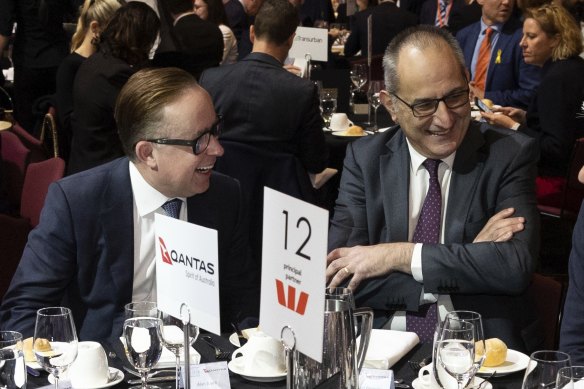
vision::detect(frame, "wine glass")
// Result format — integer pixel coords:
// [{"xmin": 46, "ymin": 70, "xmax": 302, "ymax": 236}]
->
[
  {"xmin": 367, "ymin": 80, "xmax": 383, "ymax": 132},
  {"xmin": 557, "ymin": 366, "xmax": 584, "ymax": 389},
  {"xmin": 522, "ymin": 350, "xmax": 571, "ymax": 389},
  {"xmin": 34, "ymin": 307, "xmax": 78, "ymax": 389},
  {"xmin": 350, "ymin": 64, "xmax": 367, "ymax": 92},
  {"xmin": 445, "ymin": 311, "xmax": 486, "ymax": 371},
  {"xmin": 436, "ymin": 318, "xmax": 476, "ymax": 389},
  {"xmin": 123, "ymin": 316, "xmax": 164, "ymax": 389},
  {"xmin": 159, "ymin": 313, "xmax": 199, "ymax": 389},
  {"xmin": 321, "ymin": 90, "xmax": 337, "ymax": 128}
]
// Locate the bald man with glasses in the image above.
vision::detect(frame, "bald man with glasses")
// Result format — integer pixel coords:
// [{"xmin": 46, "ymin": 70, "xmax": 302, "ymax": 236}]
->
[
  {"xmin": 0, "ymin": 68, "xmax": 258, "ymax": 342},
  {"xmin": 326, "ymin": 26, "xmax": 542, "ymax": 352}
]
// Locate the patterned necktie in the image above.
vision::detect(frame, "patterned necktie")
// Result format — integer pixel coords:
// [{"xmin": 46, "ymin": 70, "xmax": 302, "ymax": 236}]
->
[
  {"xmin": 406, "ymin": 159, "xmax": 442, "ymax": 343},
  {"xmin": 474, "ymin": 27, "xmax": 494, "ymax": 92},
  {"xmin": 436, "ymin": 0, "xmax": 448, "ymax": 26},
  {"xmin": 162, "ymin": 198, "xmax": 182, "ymax": 219}
]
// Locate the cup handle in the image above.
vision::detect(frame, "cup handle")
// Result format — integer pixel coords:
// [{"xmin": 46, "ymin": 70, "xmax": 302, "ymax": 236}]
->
[
  {"xmin": 354, "ymin": 308, "xmax": 373, "ymax": 372},
  {"xmin": 349, "ymin": 120, "xmax": 354, "ymax": 126}
]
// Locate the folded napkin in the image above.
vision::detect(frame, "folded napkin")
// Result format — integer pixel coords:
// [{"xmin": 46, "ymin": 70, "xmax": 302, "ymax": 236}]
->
[
  {"xmin": 359, "ymin": 329, "xmax": 419, "ymax": 370},
  {"xmin": 119, "ymin": 337, "xmax": 200, "ymax": 369}
]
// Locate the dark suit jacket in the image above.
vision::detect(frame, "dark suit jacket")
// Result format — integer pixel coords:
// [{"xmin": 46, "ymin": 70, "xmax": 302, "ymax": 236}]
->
[
  {"xmin": 199, "ymin": 52, "xmax": 328, "ymax": 174},
  {"xmin": 344, "ymin": 2, "xmax": 418, "ymax": 58},
  {"xmin": 224, "ymin": 0, "xmax": 245, "ymax": 45},
  {"xmin": 0, "ymin": 158, "xmax": 257, "ymax": 342},
  {"xmin": 456, "ymin": 18, "xmax": 540, "ymax": 109},
  {"xmin": 329, "ymin": 122, "xmax": 542, "ymax": 352},
  {"xmin": 560, "ymin": 202, "xmax": 584, "ymax": 364}
]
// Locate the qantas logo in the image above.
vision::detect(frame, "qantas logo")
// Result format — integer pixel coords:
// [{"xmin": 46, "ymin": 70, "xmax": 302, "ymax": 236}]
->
[
  {"xmin": 159, "ymin": 237, "xmax": 172, "ymax": 265},
  {"xmin": 275, "ymin": 279, "xmax": 309, "ymax": 315}
]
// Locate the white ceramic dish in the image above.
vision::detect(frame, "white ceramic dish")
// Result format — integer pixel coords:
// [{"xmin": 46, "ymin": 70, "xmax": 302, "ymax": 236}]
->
[
  {"xmin": 227, "ymin": 359, "xmax": 286, "ymax": 383},
  {"xmin": 332, "ymin": 131, "xmax": 368, "ymax": 137},
  {"xmin": 412, "ymin": 376, "xmax": 491, "ymax": 389},
  {"xmin": 477, "ymin": 349, "xmax": 530, "ymax": 377},
  {"xmin": 48, "ymin": 367, "xmax": 124, "ymax": 389}
]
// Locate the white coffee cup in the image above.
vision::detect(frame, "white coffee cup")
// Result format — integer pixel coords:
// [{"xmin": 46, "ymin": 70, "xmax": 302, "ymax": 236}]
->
[
  {"xmin": 330, "ymin": 113, "xmax": 353, "ymax": 132},
  {"xmin": 418, "ymin": 363, "xmax": 477, "ymax": 389},
  {"xmin": 231, "ymin": 331, "xmax": 285, "ymax": 376},
  {"xmin": 69, "ymin": 341, "xmax": 109, "ymax": 388}
]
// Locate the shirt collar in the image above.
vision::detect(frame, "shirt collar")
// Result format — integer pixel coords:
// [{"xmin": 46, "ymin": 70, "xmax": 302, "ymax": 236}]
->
[
  {"xmin": 480, "ymin": 19, "xmax": 503, "ymax": 35},
  {"xmin": 129, "ymin": 162, "xmax": 186, "ymax": 217}
]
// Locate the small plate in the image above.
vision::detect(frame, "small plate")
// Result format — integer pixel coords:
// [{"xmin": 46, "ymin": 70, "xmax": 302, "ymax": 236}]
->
[
  {"xmin": 412, "ymin": 376, "xmax": 491, "ymax": 389},
  {"xmin": 48, "ymin": 367, "xmax": 124, "ymax": 389},
  {"xmin": 229, "ymin": 332, "xmax": 241, "ymax": 347},
  {"xmin": 477, "ymin": 349, "xmax": 530, "ymax": 377},
  {"xmin": 332, "ymin": 131, "xmax": 368, "ymax": 137},
  {"xmin": 227, "ymin": 360, "xmax": 286, "ymax": 383}
]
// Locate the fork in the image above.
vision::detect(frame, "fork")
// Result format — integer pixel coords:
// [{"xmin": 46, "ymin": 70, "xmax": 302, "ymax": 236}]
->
[
  {"xmin": 201, "ymin": 335, "xmax": 232, "ymax": 360},
  {"xmin": 408, "ymin": 355, "xmax": 432, "ymax": 373}
]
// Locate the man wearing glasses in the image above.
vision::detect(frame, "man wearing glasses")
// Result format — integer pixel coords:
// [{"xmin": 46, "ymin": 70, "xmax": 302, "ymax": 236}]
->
[
  {"xmin": 327, "ymin": 26, "xmax": 541, "ymax": 352},
  {"xmin": 0, "ymin": 68, "xmax": 258, "ymax": 342}
]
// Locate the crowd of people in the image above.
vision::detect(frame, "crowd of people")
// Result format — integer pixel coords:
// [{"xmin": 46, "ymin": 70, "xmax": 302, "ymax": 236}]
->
[{"xmin": 1, "ymin": 0, "xmax": 584, "ymax": 369}]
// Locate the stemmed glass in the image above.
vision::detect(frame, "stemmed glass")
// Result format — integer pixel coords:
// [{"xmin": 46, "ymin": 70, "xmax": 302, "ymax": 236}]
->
[
  {"xmin": 557, "ymin": 366, "xmax": 584, "ymax": 389},
  {"xmin": 159, "ymin": 313, "xmax": 199, "ymax": 389},
  {"xmin": 522, "ymin": 350, "xmax": 571, "ymax": 389},
  {"xmin": 0, "ymin": 331, "xmax": 26, "ymax": 389},
  {"xmin": 34, "ymin": 307, "xmax": 78, "ymax": 389},
  {"xmin": 436, "ymin": 318, "xmax": 476, "ymax": 389},
  {"xmin": 321, "ymin": 90, "xmax": 337, "ymax": 129},
  {"xmin": 367, "ymin": 80, "xmax": 383, "ymax": 132},
  {"xmin": 123, "ymin": 315, "xmax": 164, "ymax": 389},
  {"xmin": 350, "ymin": 64, "xmax": 367, "ymax": 93}
]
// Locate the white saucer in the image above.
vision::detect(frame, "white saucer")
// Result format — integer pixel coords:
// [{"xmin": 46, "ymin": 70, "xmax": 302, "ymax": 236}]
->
[
  {"xmin": 412, "ymin": 376, "xmax": 491, "ymax": 389},
  {"xmin": 332, "ymin": 131, "xmax": 368, "ymax": 137},
  {"xmin": 227, "ymin": 359, "xmax": 286, "ymax": 382},
  {"xmin": 48, "ymin": 367, "xmax": 124, "ymax": 388},
  {"xmin": 477, "ymin": 349, "xmax": 530, "ymax": 377}
]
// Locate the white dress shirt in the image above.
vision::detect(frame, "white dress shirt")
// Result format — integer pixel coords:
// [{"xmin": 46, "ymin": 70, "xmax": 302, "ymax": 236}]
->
[{"xmin": 129, "ymin": 162, "xmax": 187, "ymax": 302}]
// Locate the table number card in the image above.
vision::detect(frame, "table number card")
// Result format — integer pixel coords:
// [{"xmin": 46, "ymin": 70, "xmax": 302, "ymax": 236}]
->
[
  {"xmin": 289, "ymin": 26, "xmax": 329, "ymax": 62},
  {"xmin": 155, "ymin": 214, "xmax": 221, "ymax": 334},
  {"xmin": 260, "ymin": 188, "xmax": 328, "ymax": 362}
]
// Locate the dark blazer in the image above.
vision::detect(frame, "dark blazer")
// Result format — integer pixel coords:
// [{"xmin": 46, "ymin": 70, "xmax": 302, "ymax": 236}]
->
[
  {"xmin": 329, "ymin": 122, "xmax": 542, "ymax": 352},
  {"xmin": 0, "ymin": 158, "xmax": 257, "ymax": 342},
  {"xmin": 224, "ymin": 0, "xmax": 245, "ymax": 45},
  {"xmin": 344, "ymin": 2, "xmax": 418, "ymax": 58},
  {"xmin": 456, "ymin": 18, "xmax": 540, "ymax": 109},
  {"xmin": 560, "ymin": 202, "xmax": 584, "ymax": 364},
  {"xmin": 199, "ymin": 52, "xmax": 328, "ymax": 174}
]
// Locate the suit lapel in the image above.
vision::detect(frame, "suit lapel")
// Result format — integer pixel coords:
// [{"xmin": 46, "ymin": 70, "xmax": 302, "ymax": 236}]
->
[
  {"xmin": 445, "ymin": 123, "xmax": 486, "ymax": 244},
  {"xmin": 487, "ymin": 25, "xmax": 514, "ymax": 88},
  {"xmin": 380, "ymin": 129, "xmax": 410, "ymax": 242},
  {"xmin": 100, "ymin": 158, "xmax": 134, "ymax": 302}
]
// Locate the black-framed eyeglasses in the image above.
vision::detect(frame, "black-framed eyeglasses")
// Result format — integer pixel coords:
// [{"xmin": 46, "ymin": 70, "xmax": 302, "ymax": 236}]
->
[
  {"xmin": 146, "ymin": 115, "xmax": 223, "ymax": 155},
  {"xmin": 391, "ymin": 89, "xmax": 470, "ymax": 118}
]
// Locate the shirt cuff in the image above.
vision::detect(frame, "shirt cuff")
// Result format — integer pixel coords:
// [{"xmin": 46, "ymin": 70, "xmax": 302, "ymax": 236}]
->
[
  {"xmin": 411, "ymin": 243, "xmax": 424, "ymax": 282},
  {"xmin": 511, "ymin": 122, "xmax": 521, "ymax": 131}
]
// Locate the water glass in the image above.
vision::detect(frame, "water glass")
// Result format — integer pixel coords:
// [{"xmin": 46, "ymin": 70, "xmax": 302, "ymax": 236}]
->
[
  {"xmin": 557, "ymin": 366, "xmax": 584, "ymax": 389},
  {"xmin": 522, "ymin": 350, "xmax": 571, "ymax": 389},
  {"xmin": 124, "ymin": 316, "xmax": 164, "ymax": 389},
  {"xmin": 350, "ymin": 64, "xmax": 367, "ymax": 92},
  {"xmin": 125, "ymin": 301, "xmax": 158, "ymax": 320},
  {"xmin": 321, "ymin": 90, "xmax": 337, "ymax": 128},
  {"xmin": 436, "ymin": 319, "xmax": 476, "ymax": 389},
  {"xmin": 34, "ymin": 307, "xmax": 79, "ymax": 389},
  {"xmin": 0, "ymin": 331, "xmax": 26, "ymax": 389}
]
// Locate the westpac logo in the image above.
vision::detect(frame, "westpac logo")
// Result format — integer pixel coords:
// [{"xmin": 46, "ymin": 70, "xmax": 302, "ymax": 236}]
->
[
  {"xmin": 159, "ymin": 237, "xmax": 172, "ymax": 265},
  {"xmin": 275, "ymin": 279, "xmax": 309, "ymax": 315}
]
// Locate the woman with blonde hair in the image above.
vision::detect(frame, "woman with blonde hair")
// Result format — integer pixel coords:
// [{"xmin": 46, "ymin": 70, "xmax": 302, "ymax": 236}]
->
[
  {"xmin": 482, "ymin": 3, "xmax": 584, "ymax": 209},
  {"xmin": 55, "ymin": 0, "xmax": 124, "ymax": 161}
]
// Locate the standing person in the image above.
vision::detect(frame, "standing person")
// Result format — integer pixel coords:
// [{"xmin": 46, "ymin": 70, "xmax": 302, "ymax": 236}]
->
[
  {"xmin": 481, "ymin": 4, "xmax": 584, "ymax": 209},
  {"xmin": 327, "ymin": 25, "xmax": 541, "ymax": 351},
  {"xmin": 456, "ymin": 0, "xmax": 540, "ymax": 108},
  {"xmin": 0, "ymin": 67, "xmax": 257, "ymax": 342},
  {"xmin": 55, "ymin": 0, "xmax": 124, "ymax": 162},
  {"xmin": 194, "ymin": 0, "xmax": 239, "ymax": 64},
  {"xmin": 68, "ymin": 2, "xmax": 159, "ymax": 175},
  {"xmin": 236, "ymin": 0, "xmax": 265, "ymax": 59},
  {"xmin": 0, "ymin": 0, "xmax": 74, "ymax": 133}
]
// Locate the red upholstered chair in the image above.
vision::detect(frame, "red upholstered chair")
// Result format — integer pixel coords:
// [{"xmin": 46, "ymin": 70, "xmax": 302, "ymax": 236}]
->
[
  {"xmin": 20, "ymin": 157, "xmax": 65, "ymax": 227},
  {"xmin": 527, "ymin": 273, "xmax": 565, "ymax": 349},
  {"xmin": 1, "ymin": 130, "xmax": 31, "ymax": 210},
  {"xmin": 10, "ymin": 122, "xmax": 48, "ymax": 163}
]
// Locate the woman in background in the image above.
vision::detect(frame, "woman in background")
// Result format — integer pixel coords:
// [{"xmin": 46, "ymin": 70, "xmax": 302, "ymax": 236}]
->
[
  {"xmin": 194, "ymin": 0, "xmax": 238, "ymax": 64},
  {"xmin": 55, "ymin": 0, "xmax": 124, "ymax": 161}
]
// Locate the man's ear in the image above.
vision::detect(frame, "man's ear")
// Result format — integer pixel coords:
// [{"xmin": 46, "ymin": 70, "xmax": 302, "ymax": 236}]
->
[
  {"xmin": 250, "ymin": 25, "xmax": 255, "ymax": 44},
  {"xmin": 135, "ymin": 140, "xmax": 158, "ymax": 168},
  {"xmin": 380, "ymin": 90, "xmax": 399, "ymax": 124}
]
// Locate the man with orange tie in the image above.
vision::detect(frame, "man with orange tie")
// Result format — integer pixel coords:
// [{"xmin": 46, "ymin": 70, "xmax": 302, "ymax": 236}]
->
[{"xmin": 455, "ymin": 0, "xmax": 540, "ymax": 108}]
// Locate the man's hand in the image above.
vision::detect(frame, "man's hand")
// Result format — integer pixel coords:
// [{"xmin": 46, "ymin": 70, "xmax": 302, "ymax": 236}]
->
[
  {"xmin": 493, "ymin": 106, "xmax": 526, "ymax": 124},
  {"xmin": 326, "ymin": 243, "xmax": 414, "ymax": 290},
  {"xmin": 480, "ymin": 111, "xmax": 518, "ymax": 129},
  {"xmin": 473, "ymin": 208, "xmax": 525, "ymax": 243}
]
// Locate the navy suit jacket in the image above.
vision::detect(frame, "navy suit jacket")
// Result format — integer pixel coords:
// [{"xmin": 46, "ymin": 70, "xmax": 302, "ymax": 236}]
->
[
  {"xmin": 560, "ymin": 203, "xmax": 584, "ymax": 364},
  {"xmin": 0, "ymin": 158, "xmax": 257, "ymax": 342},
  {"xmin": 329, "ymin": 122, "xmax": 543, "ymax": 352},
  {"xmin": 456, "ymin": 18, "xmax": 540, "ymax": 109}
]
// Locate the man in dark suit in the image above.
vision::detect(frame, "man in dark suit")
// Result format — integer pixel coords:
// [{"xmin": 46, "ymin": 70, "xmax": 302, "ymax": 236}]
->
[
  {"xmin": 236, "ymin": 0, "xmax": 265, "ymax": 59},
  {"xmin": 418, "ymin": 0, "xmax": 466, "ymax": 30},
  {"xmin": 455, "ymin": 0, "xmax": 540, "ymax": 108},
  {"xmin": 200, "ymin": 0, "xmax": 327, "ymax": 175},
  {"xmin": 560, "ymin": 165, "xmax": 584, "ymax": 364},
  {"xmin": 0, "ymin": 68, "xmax": 257, "ymax": 342},
  {"xmin": 327, "ymin": 26, "xmax": 541, "ymax": 352},
  {"xmin": 344, "ymin": 0, "xmax": 418, "ymax": 58}
]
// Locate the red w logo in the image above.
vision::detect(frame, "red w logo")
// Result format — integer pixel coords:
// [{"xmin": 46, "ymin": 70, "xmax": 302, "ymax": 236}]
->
[
  {"xmin": 275, "ymin": 279, "xmax": 309, "ymax": 315},
  {"xmin": 159, "ymin": 237, "xmax": 172, "ymax": 265}
]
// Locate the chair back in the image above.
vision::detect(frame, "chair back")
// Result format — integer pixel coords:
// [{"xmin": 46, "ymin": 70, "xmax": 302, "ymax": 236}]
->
[
  {"xmin": 39, "ymin": 108, "xmax": 60, "ymax": 158},
  {"xmin": 1, "ymin": 131, "xmax": 31, "ymax": 210},
  {"xmin": 20, "ymin": 157, "xmax": 65, "ymax": 227},
  {"xmin": 11, "ymin": 122, "xmax": 48, "ymax": 162},
  {"xmin": 527, "ymin": 273, "xmax": 564, "ymax": 349}
]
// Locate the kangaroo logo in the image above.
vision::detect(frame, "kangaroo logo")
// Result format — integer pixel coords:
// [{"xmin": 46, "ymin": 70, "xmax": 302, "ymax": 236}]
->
[
  {"xmin": 275, "ymin": 279, "xmax": 309, "ymax": 315},
  {"xmin": 159, "ymin": 237, "xmax": 173, "ymax": 265}
]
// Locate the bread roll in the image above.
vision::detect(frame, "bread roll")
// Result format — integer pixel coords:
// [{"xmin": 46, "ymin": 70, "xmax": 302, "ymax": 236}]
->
[
  {"xmin": 23, "ymin": 337, "xmax": 52, "ymax": 362},
  {"xmin": 476, "ymin": 338, "xmax": 507, "ymax": 367},
  {"xmin": 345, "ymin": 125, "xmax": 364, "ymax": 136}
]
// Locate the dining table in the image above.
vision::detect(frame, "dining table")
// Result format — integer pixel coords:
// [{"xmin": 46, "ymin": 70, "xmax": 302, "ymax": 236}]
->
[{"xmin": 26, "ymin": 331, "xmax": 525, "ymax": 389}]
